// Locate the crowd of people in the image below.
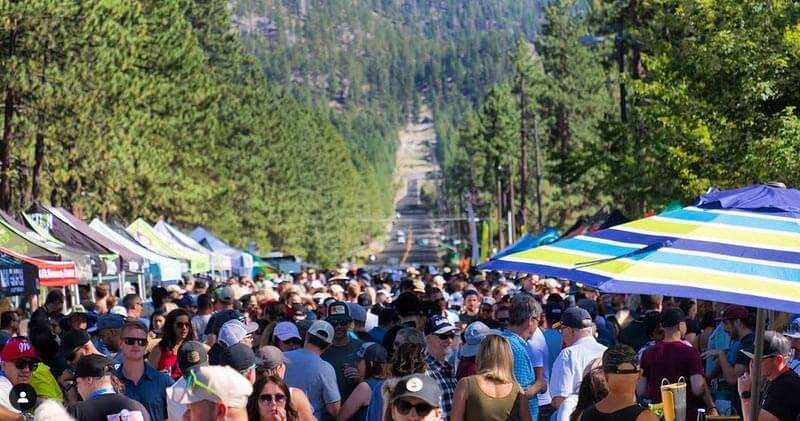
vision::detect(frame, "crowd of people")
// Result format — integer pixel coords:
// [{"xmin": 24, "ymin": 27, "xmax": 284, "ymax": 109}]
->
[{"xmin": 0, "ymin": 266, "xmax": 798, "ymax": 421}]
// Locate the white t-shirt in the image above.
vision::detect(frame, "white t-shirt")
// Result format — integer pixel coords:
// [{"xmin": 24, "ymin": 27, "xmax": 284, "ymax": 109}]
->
[
  {"xmin": 550, "ymin": 336, "xmax": 607, "ymax": 421},
  {"xmin": 527, "ymin": 328, "xmax": 552, "ymax": 406},
  {"xmin": 167, "ymin": 376, "xmax": 187, "ymax": 421},
  {"xmin": 365, "ymin": 311, "xmax": 379, "ymax": 331},
  {"xmin": 0, "ymin": 376, "xmax": 19, "ymax": 413}
]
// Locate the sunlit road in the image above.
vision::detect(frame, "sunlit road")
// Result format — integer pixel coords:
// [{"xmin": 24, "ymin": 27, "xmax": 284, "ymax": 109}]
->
[{"xmin": 374, "ymin": 112, "xmax": 441, "ymax": 268}]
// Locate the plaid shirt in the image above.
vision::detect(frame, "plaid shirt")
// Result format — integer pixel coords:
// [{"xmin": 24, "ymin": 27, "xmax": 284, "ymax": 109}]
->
[{"xmin": 425, "ymin": 353, "xmax": 457, "ymax": 419}]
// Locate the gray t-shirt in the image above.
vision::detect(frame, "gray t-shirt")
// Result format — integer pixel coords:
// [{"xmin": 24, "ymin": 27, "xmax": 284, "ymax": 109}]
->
[
  {"xmin": 285, "ymin": 348, "xmax": 341, "ymax": 420},
  {"xmin": 322, "ymin": 338, "xmax": 363, "ymax": 402}
]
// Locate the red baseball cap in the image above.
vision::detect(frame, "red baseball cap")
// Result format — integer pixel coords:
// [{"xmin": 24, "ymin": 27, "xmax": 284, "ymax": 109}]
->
[
  {"xmin": 716, "ymin": 305, "xmax": 749, "ymax": 321},
  {"xmin": 1, "ymin": 338, "xmax": 40, "ymax": 363}
]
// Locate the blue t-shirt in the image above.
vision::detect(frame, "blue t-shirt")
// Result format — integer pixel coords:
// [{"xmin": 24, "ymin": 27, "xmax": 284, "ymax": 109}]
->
[
  {"xmin": 284, "ymin": 348, "xmax": 341, "ymax": 420},
  {"xmin": 502, "ymin": 331, "xmax": 539, "ymax": 420},
  {"xmin": 116, "ymin": 363, "xmax": 174, "ymax": 421},
  {"xmin": 365, "ymin": 380, "xmax": 384, "ymax": 421},
  {"xmin": 543, "ymin": 328, "xmax": 563, "ymax": 373}
]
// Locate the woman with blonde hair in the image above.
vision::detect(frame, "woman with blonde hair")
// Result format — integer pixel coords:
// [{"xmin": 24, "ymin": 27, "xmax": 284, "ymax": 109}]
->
[{"xmin": 450, "ymin": 334, "xmax": 531, "ymax": 421}]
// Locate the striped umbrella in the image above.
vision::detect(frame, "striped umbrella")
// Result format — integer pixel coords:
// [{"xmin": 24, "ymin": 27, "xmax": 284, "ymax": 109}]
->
[{"xmin": 486, "ymin": 184, "xmax": 800, "ymax": 313}]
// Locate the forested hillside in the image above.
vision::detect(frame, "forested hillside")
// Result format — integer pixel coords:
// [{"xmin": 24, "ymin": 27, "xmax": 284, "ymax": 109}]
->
[
  {"xmin": 232, "ymin": 0, "xmax": 547, "ymax": 213},
  {"xmin": 3, "ymin": 0, "xmax": 551, "ymax": 266}
]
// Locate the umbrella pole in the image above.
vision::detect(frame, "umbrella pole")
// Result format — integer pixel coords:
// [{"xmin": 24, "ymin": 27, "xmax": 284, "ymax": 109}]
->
[
  {"xmin": 749, "ymin": 308, "xmax": 766, "ymax": 421},
  {"xmin": 118, "ymin": 270, "xmax": 125, "ymax": 299},
  {"xmin": 138, "ymin": 273, "xmax": 144, "ymax": 301}
]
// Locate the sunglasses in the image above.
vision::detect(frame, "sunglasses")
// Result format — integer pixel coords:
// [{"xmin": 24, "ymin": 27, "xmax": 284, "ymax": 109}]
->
[
  {"xmin": 123, "ymin": 337, "xmax": 148, "ymax": 346},
  {"xmin": 14, "ymin": 360, "xmax": 38, "ymax": 371},
  {"xmin": 436, "ymin": 333, "xmax": 456, "ymax": 340},
  {"xmin": 175, "ymin": 322, "xmax": 191, "ymax": 329},
  {"xmin": 498, "ymin": 318, "xmax": 510, "ymax": 324},
  {"xmin": 259, "ymin": 393, "xmax": 287, "ymax": 404},
  {"xmin": 183, "ymin": 370, "xmax": 224, "ymax": 402},
  {"xmin": 329, "ymin": 319, "xmax": 351, "ymax": 327},
  {"xmin": 394, "ymin": 399, "xmax": 434, "ymax": 416}
]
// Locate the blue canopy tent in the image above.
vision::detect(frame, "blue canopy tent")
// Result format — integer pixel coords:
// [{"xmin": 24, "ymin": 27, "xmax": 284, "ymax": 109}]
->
[
  {"xmin": 189, "ymin": 227, "xmax": 254, "ymax": 276},
  {"xmin": 487, "ymin": 227, "xmax": 560, "ymax": 262}
]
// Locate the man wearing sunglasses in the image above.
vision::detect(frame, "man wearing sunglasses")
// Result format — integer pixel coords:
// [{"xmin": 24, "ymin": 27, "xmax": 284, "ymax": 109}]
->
[
  {"xmin": 180, "ymin": 365, "xmax": 252, "ymax": 421},
  {"xmin": 423, "ymin": 315, "xmax": 458, "ymax": 419},
  {"xmin": 737, "ymin": 331, "xmax": 800, "ymax": 421},
  {"xmin": 0, "ymin": 337, "xmax": 39, "ymax": 415},
  {"xmin": 321, "ymin": 301, "xmax": 363, "ymax": 404},
  {"xmin": 116, "ymin": 320, "xmax": 174, "ymax": 421}
]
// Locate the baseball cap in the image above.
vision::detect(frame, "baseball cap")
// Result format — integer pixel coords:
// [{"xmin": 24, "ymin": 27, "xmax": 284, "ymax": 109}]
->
[
  {"xmin": 327, "ymin": 301, "xmax": 352, "ymax": 322},
  {"xmin": 660, "ymin": 308, "xmax": 688, "ymax": 328},
  {"xmin": 58, "ymin": 329, "xmax": 91, "ymax": 358},
  {"xmin": 274, "ymin": 321, "xmax": 302, "ymax": 342},
  {"xmin": 783, "ymin": 317, "xmax": 800, "ymax": 339},
  {"xmin": 180, "ymin": 365, "xmax": 253, "ymax": 408},
  {"xmin": 308, "ymin": 320, "xmax": 335, "ymax": 344},
  {"xmin": 178, "ymin": 341, "xmax": 208, "ymax": 376},
  {"xmin": 602, "ymin": 344, "xmax": 640, "ymax": 373},
  {"xmin": 424, "ymin": 315, "xmax": 456, "ymax": 336},
  {"xmin": 412, "ymin": 279, "xmax": 426, "ymax": 294},
  {"xmin": 390, "ymin": 374, "xmax": 442, "ymax": 408},
  {"xmin": 96, "ymin": 313, "xmax": 126, "ymax": 331},
  {"xmin": 220, "ymin": 343, "xmax": 258, "ymax": 372},
  {"xmin": 545, "ymin": 302, "xmax": 564, "ymax": 321},
  {"xmin": 461, "ymin": 321, "xmax": 491, "ymax": 358},
  {"xmin": 1, "ymin": 338, "xmax": 39, "ymax": 362},
  {"xmin": 329, "ymin": 284, "xmax": 344, "ymax": 295},
  {"xmin": 740, "ymin": 330, "xmax": 793, "ymax": 360},
  {"xmin": 481, "ymin": 297, "xmax": 496, "ymax": 306},
  {"xmin": 73, "ymin": 354, "xmax": 115, "ymax": 378},
  {"xmin": 560, "ymin": 307, "xmax": 593, "ymax": 329},
  {"xmin": 356, "ymin": 342, "xmax": 389, "ymax": 363},
  {"xmin": 218, "ymin": 319, "xmax": 250, "ymax": 347},
  {"xmin": 716, "ymin": 304, "xmax": 749, "ymax": 321},
  {"xmin": 348, "ymin": 303, "xmax": 367, "ymax": 323},
  {"xmin": 215, "ymin": 286, "xmax": 234, "ymax": 304},
  {"xmin": 258, "ymin": 346, "xmax": 286, "ymax": 370}
]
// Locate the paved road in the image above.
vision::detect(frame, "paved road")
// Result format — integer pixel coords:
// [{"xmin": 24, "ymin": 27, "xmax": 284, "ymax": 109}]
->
[
  {"xmin": 375, "ymin": 178, "xmax": 440, "ymax": 267},
  {"xmin": 368, "ymin": 111, "xmax": 442, "ymax": 269}
]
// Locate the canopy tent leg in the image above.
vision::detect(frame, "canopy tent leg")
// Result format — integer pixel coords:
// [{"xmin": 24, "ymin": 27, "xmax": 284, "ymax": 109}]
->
[
  {"xmin": 89, "ymin": 283, "xmax": 95, "ymax": 306},
  {"xmin": 62, "ymin": 287, "xmax": 67, "ymax": 312},
  {"xmin": 138, "ymin": 274, "xmax": 144, "ymax": 301},
  {"xmin": 750, "ymin": 308, "xmax": 767, "ymax": 421},
  {"xmin": 118, "ymin": 271, "xmax": 125, "ymax": 299},
  {"xmin": 72, "ymin": 284, "xmax": 80, "ymax": 307}
]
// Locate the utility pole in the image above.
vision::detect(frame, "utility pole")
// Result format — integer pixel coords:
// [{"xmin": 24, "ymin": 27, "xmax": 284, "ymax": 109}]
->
[
  {"xmin": 496, "ymin": 165, "xmax": 505, "ymax": 249},
  {"xmin": 519, "ymin": 85, "xmax": 530, "ymax": 232},
  {"xmin": 533, "ymin": 112, "xmax": 543, "ymax": 231},
  {"xmin": 508, "ymin": 163, "xmax": 516, "ymax": 241},
  {"xmin": 466, "ymin": 194, "xmax": 479, "ymax": 264}
]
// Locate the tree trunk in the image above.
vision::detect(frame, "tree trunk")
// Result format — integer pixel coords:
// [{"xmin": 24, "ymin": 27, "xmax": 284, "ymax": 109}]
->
[
  {"xmin": 1, "ymin": 87, "xmax": 14, "ymax": 211},
  {"xmin": 519, "ymin": 86, "xmax": 529, "ymax": 232}
]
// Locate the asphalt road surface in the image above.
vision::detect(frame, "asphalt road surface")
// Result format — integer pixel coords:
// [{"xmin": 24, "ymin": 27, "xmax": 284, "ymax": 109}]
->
[{"xmin": 375, "ymin": 178, "xmax": 440, "ymax": 268}]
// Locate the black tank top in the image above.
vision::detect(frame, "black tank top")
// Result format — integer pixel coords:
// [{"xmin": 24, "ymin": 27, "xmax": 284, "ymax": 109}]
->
[{"xmin": 580, "ymin": 404, "xmax": 646, "ymax": 421}]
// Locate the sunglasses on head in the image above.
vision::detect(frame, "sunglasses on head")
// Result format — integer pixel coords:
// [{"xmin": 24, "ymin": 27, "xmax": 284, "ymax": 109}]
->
[
  {"xmin": 14, "ymin": 359, "xmax": 38, "ymax": 371},
  {"xmin": 183, "ymin": 370, "xmax": 225, "ymax": 402},
  {"xmin": 259, "ymin": 393, "xmax": 286, "ymax": 404},
  {"xmin": 605, "ymin": 364, "xmax": 639, "ymax": 374},
  {"xmin": 123, "ymin": 337, "xmax": 148, "ymax": 346},
  {"xmin": 394, "ymin": 399, "xmax": 434, "ymax": 416}
]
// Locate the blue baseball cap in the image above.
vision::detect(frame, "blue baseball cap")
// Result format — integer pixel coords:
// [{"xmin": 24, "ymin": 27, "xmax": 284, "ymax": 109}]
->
[
  {"xmin": 460, "ymin": 321, "xmax": 491, "ymax": 357},
  {"xmin": 96, "ymin": 313, "xmax": 126, "ymax": 331},
  {"xmin": 424, "ymin": 315, "xmax": 456, "ymax": 336}
]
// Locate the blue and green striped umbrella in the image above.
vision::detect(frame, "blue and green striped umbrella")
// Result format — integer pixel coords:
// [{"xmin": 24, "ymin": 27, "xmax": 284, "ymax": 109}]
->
[{"xmin": 489, "ymin": 184, "xmax": 800, "ymax": 313}]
